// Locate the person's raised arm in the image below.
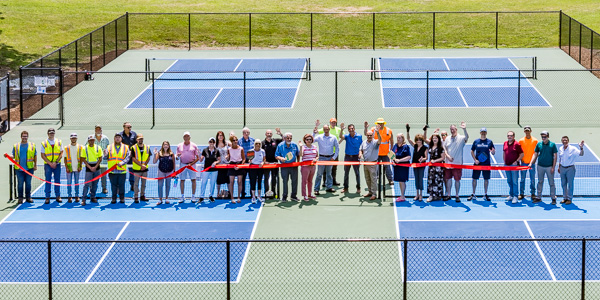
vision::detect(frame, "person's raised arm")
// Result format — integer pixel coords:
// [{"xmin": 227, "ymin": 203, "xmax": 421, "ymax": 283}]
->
[{"xmin": 461, "ymin": 121, "xmax": 469, "ymax": 143}]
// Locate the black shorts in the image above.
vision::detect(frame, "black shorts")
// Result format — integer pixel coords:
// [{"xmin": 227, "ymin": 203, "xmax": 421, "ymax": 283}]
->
[{"xmin": 472, "ymin": 169, "xmax": 491, "ymax": 180}]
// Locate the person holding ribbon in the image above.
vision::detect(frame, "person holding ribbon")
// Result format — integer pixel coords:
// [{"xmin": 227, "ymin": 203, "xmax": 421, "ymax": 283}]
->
[
  {"xmin": 10, "ymin": 131, "xmax": 36, "ymax": 204},
  {"xmin": 275, "ymin": 132, "xmax": 300, "ymax": 202},
  {"xmin": 247, "ymin": 139, "xmax": 266, "ymax": 204},
  {"xmin": 64, "ymin": 133, "xmax": 83, "ymax": 203},
  {"xmin": 93, "ymin": 124, "xmax": 110, "ymax": 195},
  {"xmin": 338, "ymin": 123, "xmax": 362, "ymax": 194},
  {"xmin": 131, "ymin": 134, "xmax": 150, "ymax": 203},
  {"xmin": 119, "ymin": 122, "xmax": 137, "ymax": 192},
  {"xmin": 313, "ymin": 124, "xmax": 339, "ymax": 195},
  {"xmin": 468, "ymin": 128, "xmax": 495, "ymax": 202},
  {"xmin": 364, "ymin": 118, "xmax": 394, "ymax": 186},
  {"xmin": 153, "ymin": 141, "xmax": 175, "ymax": 205},
  {"xmin": 299, "ymin": 133, "xmax": 318, "ymax": 201},
  {"xmin": 227, "ymin": 135, "xmax": 246, "ymax": 203},
  {"xmin": 427, "ymin": 134, "xmax": 446, "ymax": 203},
  {"xmin": 392, "ymin": 132, "xmax": 411, "ymax": 202},
  {"xmin": 199, "ymin": 137, "xmax": 221, "ymax": 203},
  {"xmin": 238, "ymin": 127, "xmax": 255, "ymax": 198},
  {"xmin": 407, "ymin": 124, "xmax": 428, "ymax": 202},
  {"xmin": 41, "ymin": 128, "xmax": 63, "ymax": 204},
  {"xmin": 359, "ymin": 129, "xmax": 380, "ymax": 200},
  {"xmin": 558, "ymin": 136, "xmax": 585, "ymax": 205},
  {"xmin": 81, "ymin": 135, "xmax": 103, "ymax": 206},
  {"xmin": 443, "ymin": 122, "xmax": 469, "ymax": 203},
  {"xmin": 215, "ymin": 131, "xmax": 231, "ymax": 199},
  {"xmin": 262, "ymin": 128, "xmax": 283, "ymax": 198},
  {"xmin": 503, "ymin": 131, "xmax": 524, "ymax": 204},
  {"xmin": 529, "ymin": 130, "xmax": 558, "ymax": 204},
  {"xmin": 315, "ymin": 118, "xmax": 342, "ymax": 186},
  {"xmin": 177, "ymin": 131, "xmax": 200, "ymax": 203},
  {"xmin": 106, "ymin": 132, "xmax": 131, "ymax": 204}
]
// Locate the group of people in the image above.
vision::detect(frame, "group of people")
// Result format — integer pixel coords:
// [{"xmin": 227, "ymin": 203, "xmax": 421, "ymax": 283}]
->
[{"xmin": 9, "ymin": 119, "xmax": 585, "ymax": 206}]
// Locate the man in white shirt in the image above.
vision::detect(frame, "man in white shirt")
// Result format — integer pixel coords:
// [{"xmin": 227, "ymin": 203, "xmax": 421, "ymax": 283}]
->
[
  {"xmin": 443, "ymin": 122, "xmax": 469, "ymax": 202},
  {"xmin": 558, "ymin": 136, "xmax": 584, "ymax": 205}
]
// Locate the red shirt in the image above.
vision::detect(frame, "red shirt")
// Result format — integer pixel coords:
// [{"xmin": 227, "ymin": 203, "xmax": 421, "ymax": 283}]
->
[{"xmin": 503, "ymin": 141, "xmax": 523, "ymax": 165}]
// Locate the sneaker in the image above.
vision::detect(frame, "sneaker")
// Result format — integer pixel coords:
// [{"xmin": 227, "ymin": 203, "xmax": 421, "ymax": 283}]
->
[
  {"xmin": 467, "ymin": 194, "xmax": 476, "ymax": 201},
  {"xmin": 17, "ymin": 198, "xmax": 23, "ymax": 204},
  {"xmin": 179, "ymin": 196, "xmax": 185, "ymax": 203},
  {"xmin": 156, "ymin": 200, "xmax": 163, "ymax": 205},
  {"xmin": 209, "ymin": 196, "xmax": 215, "ymax": 202},
  {"xmin": 190, "ymin": 196, "xmax": 197, "ymax": 203},
  {"xmin": 265, "ymin": 191, "xmax": 274, "ymax": 197},
  {"xmin": 560, "ymin": 198, "xmax": 567, "ymax": 204},
  {"xmin": 81, "ymin": 200, "xmax": 86, "ymax": 206},
  {"xmin": 199, "ymin": 197, "xmax": 204, "ymax": 203},
  {"xmin": 484, "ymin": 195, "xmax": 491, "ymax": 202},
  {"xmin": 426, "ymin": 197, "xmax": 432, "ymax": 203},
  {"xmin": 505, "ymin": 196, "xmax": 512, "ymax": 201},
  {"xmin": 26, "ymin": 198, "xmax": 33, "ymax": 203},
  {"xmin": 341, "ymin": 188, "xmax": 348, "ymax": 193},
  {"xmin": 532, "ymin": 197, "xmax": 542, "ymax": 203},
  {"xmin": 111, "ymin": 198, "xmax": 117, "ymax": 204},
  {"xmin": 257, "ymin": 196, "xmax": 263, "ymax": 202},
  {"xmin": 56, "ymin": 197, "xmax": 62, "ymax": 203},
  {"xmin": 120, "ymin": 198, "xmax": 125, "ymax": 204},
  {"xmin": 512, "ymin": 197, "xmax": 517, "ymax": 204},
  {"xmin": 443, "ymin": 196, "xmax": 450, "ymax": 201},
  {"xmin": 518, "ymin": 194, "xmax": 525, "ymax": 200},
  {"xmin": 314, "ymin": 191, "xmax": 321, "ymax": 196},
  {"xmin": 91, "ymin": 198, "xmax": 98, "ymax": 203},
  {"xmin": 551, "ymin": 198, "xmax": 557, "ymax": 205},
  {"xmin": 291, "ymin": 197, "xmax": 300, "ymax": 202},
  {"xmin": 455, "ymin": 197, "xmax": 460, "ymax": 203},
  {"xmin": 395, "ymin": 197, "xmax": 404, "ymax": 202},
  {"xmin": 281, "ymin": 197, "xmax": 288, "ymax": 202},
  {"xmin": 251, "ymin": 198, "xmax": 257, "ymax": 204}
]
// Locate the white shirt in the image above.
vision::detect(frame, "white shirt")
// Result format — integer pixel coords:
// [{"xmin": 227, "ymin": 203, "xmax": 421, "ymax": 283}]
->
[
  {"xmin": 558, "ymin": 144, "xmax": 581, "ymax": 167},
  {"xmin": 444, "ymin": 134, "xmax": 467, "ymax": 165},
  {"xmin": 67, "ymin": 145, "xmax": 78, "ymax": 167}
]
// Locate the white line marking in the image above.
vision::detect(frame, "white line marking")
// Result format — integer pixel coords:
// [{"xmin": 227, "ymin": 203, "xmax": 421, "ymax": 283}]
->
[
  {"xmin": 4, "ymin": 279, "xmax": 599, "ymax": 284},
  {"xmin": 457, "ymin": 87, "xmax": 468, "ymax": 107},
  {"xmin": 490, "ymin": 155, "xmax": 505, "ymax": 179},
  {"xmin": 442, "ymin": 59, "xmax": 450, "ymax": 71},
  {"xmin": 507, "ymin": 58, "xmax": 552, "ymax": 108},
  {"xmin": 585, "ymin": 144, "xmax": 600, "ymax": 163},
  {"xmin": 399, "ymin": 219, "xmax": 600, "ymax": 222},
  {"xmin": 2, "ymin": 220, "xmax": 257, "ymax": 224},
  {"xmin": 207, "ymin": 89, "xmax": 223, "ymax": 109},
  {"xmin": 233, "ymin": 59, "xmax": 243, "ymax": 72},
  {"xmin": 523, "ymin": 220, "xmax": 556, "ymax": 281},
  {"xmin": 0, "ymin": 201, "xmax": 22, "ymax": 225},
  {"xmin": 85, "ymin": 222, "xmax": 130, "ymax": 283},
  {"xmin": 394, "ymin": 200, "xmax": 405, "ymax": 281},
  {"xmin": 289, "ymin": 63, "xmax": 306, "ymax": 109},
  {"xmin": 234, "ymin": 203, "xmax": 263, "ymax": 283},
  {"xmin": 125, "ymin": 60, "xmax": 179, "ymax": 109}
]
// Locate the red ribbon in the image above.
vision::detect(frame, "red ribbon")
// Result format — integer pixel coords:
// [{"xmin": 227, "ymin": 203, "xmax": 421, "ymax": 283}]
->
[{"xmin": 128, "ymin": 165, "xmax": 198, "ymax": 180}]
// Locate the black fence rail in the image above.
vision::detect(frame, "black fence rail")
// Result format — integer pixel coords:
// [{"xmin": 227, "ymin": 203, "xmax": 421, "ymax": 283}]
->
[
  {"xmin": 0, "ymin": 238, "xmax": 597, "ymax": 300},
  {"xmin": 559, "ymin": 12, "xmax": 600, "ymax": 78}
]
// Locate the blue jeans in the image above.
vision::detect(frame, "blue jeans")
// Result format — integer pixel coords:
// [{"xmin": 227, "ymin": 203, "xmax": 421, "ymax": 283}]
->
[
  {"xmin": 82, "ymin": 169, "xmax": 101, "ymax": 200},
  {"xmin": 560, "ymin": 165, "xmax": 576, "ymax": 200},
  {"xmin": 506, "ymin": 170, "xmax": 519, "ymax": 197},
  {"xmin": 519, "ymin": 162, "xmax": 536, "ymax": 196},
  {"xmin": 200, "ymin": 171, "xmax": 218, "ymax": 197},
  {"xmin": 66, "ymin": 171, "xmax": 80, "ymax": 197},
  {"xmin": 109, "ymin": 173, "xmax": 126, "ymax": 200},
  {"xmin": 44, "ymin": 164, "xmax": 61, "ymax": 198},
  {"xmin": 315, "ymin": 156, "xmax": 333, "ymax": 191},
  {"xmin": 16, "ymin": 169, "xmax": 33, "ymax": 199}
]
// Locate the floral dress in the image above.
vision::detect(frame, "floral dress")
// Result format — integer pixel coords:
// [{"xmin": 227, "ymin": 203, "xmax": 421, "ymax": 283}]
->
[{"xmin": 427, "ymin": 146, "xmax": 445, "ymax": 199}]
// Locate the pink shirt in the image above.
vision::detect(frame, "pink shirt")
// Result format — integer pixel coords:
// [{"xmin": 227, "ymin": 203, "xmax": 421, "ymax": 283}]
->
[
  {"xmin": 177, "ymin": 142, "xmax": 199, "ymax": 164},
  {"xmin": 302, "ymin": 145, "xmax": 318, "ymax": 162}
]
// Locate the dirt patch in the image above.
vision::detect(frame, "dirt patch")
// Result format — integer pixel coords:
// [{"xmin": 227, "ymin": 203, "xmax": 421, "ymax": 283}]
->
[{"xmin": 561, "ymin": 46, "xmax": 600, "ymax": 78}]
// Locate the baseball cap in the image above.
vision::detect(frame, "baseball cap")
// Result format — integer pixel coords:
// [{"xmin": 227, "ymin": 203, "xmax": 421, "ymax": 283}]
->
[
  {"xmin": 183, "ymin": 131, "xmax": 191, "ymax": 137},
  {"xmin": 480, "ymin": 127, "xmax": 487, "ymax": 133},
  {"xmin": 47, "ymin": 128, "xmax": 55, "ymax": 133},
  {"xmin": 208, "ymin": 137, "xmax": 216, "ymax": 143},
  {"xmin": 540, "ymin": 130, "xmax": 549, "ymax": 136},
  {"xmin": 69, "ymin": 133, "xmax": 78, "ymax": 138},
  {"xmin": 523, "ymin": 126, "xmax": 532, "ymax": 131},
  {"xmin": 329, "ymin": 118, "xmax": 337, "ymax": 123},
  {"xmin": 254, "ymin": 139, "xmax": 262, "ymax": 144},
  {"xmin": 114, "ymin": 132, "xmax": 122, "ymax": 137},
  {"xmin": 136, "ymin": 134, "xmax": 144, "ymax": 140},
  {"xmin": 88, "ymin": 135, "xmax": 95, "ymax": 141},
  {"xmin": 95, "ymin": 124, "xmax": 102, "ymax": 129}
]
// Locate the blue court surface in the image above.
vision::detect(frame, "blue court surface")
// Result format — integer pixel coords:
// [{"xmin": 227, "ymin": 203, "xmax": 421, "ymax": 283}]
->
[
  {"xmin": 126, "ymin": 58, "xmax": 307, "ymax": 109},
  {"xmin": 390, "ymin": 143, "xmax": 600, "ymax": 197},
  {"xmin": 378, "ymin": 57, "xmax": 549, "ymax": 108}
]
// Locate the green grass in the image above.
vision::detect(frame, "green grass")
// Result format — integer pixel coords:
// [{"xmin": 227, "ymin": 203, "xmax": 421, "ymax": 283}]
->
[{"xmin": 1, "ymin": 1, "xmax": 600, "ymax": 70}]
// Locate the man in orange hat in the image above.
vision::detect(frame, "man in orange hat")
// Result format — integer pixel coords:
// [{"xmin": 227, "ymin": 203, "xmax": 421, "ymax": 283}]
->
[
  {"xmin": 364, "ymin": 118, "xmax": 393, "ymax": 185},
  {"xmin": 315, "ymin": 118, "xmax": 343, "ymax": 186}
]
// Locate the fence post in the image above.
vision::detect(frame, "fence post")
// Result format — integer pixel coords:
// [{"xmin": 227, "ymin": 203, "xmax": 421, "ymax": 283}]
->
[
  {"xmin": 6, "ymin": 72, "xmax": 10, "ymax": 130},
  {"xmin": 226, "ymin": 240, "xmax": 231, "ymax": 300},
  {"xmin": 188, "ymin": 13, "xmax": 192, "ymax": 51},
  {"xmin": 403, "ymin": 239, "xmax": 408, "ymax": 300},
  {"xmin": 334, "ymin": 72, "xmax": 338, "ymax": 121},
  {"xmin": 9, "ymin": 166, "xmax": 13, "ymax": 202},
  {"xmin": 59, "ymin": 48, "xmax": 62, "ymax": 69},
  {"xmin": 378, "ymin": 161, "xmax": 382, "ymax": 200},
  {"xmin": 243, "ymin": 72, "xmax": 246, "ymax": 127},
  {"xmin": 495, "ymin": 12, "xmax": 499, "ymax": 49},
  {"xmin": 59, "ymin": 69, "xmax": 64, "ymax": 128},
  {"xmin": 432, "ymin": 12, "xmax": 436, "ymax": 50},
  {"xmin": 426, "ymin": 71, "xmax": 429, "ymax": 126},
  {"xmin": 115, "ymin": 18, "xmax": 119, "ymax": 57},
  {"xmin": 249, "ymin": 13, "xmax": 252, "ymax": 51},
  {"xmin": 18, "ymin": 67, "xmax": 23, "ymax": 122},
  {"xmin": 89, "ymin": 34, "xmax": 93, "ymax": 71},
  {"xmin": 582, "ymin": 238, "xmax": 586, "ymax": 300},
  {"xmin": 568, "ymin": 17, "xmax": 572, "ymax": 55},
  {"xmin": 579, "ymin": 23, "xmax": 582, "ymax": 64},
  {"xmin": 47, "ymin": 240, "xmax": 52, "ymax": 300},
  {"xmin": 591, "ymin": 34, "xmax": 594, "ymax": 70},
  {"xmin": 310, "ymin": 13, "xmax": 313, "ymax": 51},
  {"xmin": 126, "ymin": 12, "xmax": 130, "ymax": 50},
  {"xmin": 75, "ymin": 41, "xmax": 79, "ymax": 83},
  {"xmin": 559, "ymin": 11, "xmax": 563, "ymax": 49},
  {"xmin": 151, "ymin": 72, "xmax": 155, "ymax": 129},
  {"xmin": 517, "ymin": 70, "xmax": 521, "ymax": 126},
  {"xmin": 372, "ymin": 13, "xmax": 376, "ymax": 50}
]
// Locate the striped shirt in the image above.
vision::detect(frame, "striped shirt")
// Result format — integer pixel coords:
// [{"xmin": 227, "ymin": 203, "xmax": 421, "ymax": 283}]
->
[{"xmin": 302, "ymin": 145, "xmax": 318, "ymax": 162}]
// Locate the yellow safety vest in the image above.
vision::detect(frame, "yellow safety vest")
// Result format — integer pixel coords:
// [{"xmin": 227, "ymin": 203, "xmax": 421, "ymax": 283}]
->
[
  {"xmin": 107, "ymin": 144, "xmax": 128, "ymax": 174},
  {"xmin": 42, "ymin": 139, "xmax": 62, "ymax": 164},
  {"xmin": 64, "ymin": 143, "xmax": 83, "ymax": 170},
  {"xmin": 131, "ymin": 144, "xmax": 149, "ymax": 171},
  {"xmin": 13, "ymin": 142, "xmax": 36, "ymax": 170},
  {"xmin": 82, "ymin": 145, "xmax": 103, "ymax": 164}
]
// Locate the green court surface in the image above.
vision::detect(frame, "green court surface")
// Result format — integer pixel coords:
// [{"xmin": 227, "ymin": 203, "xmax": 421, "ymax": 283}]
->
[{"xmin": 1, "ymin": 48, "xmax": 599, "ymax": 299}]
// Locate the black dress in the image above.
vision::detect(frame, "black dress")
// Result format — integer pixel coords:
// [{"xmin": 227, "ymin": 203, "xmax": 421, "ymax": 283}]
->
[{"xmin": 427, "ymin": 146, "xmax": 445, "ymax": 199}]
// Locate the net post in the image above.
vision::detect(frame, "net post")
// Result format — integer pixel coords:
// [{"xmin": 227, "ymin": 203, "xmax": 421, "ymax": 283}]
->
[
  {"xmin": 144, "ymin": 59, "xmax": 148, "ymax": 81},
  {"xmin": 9, "ymin": 166, "xmax": 13, "ymax": 202},
  {"xmin": 151, "ymin": 72, "xmax": 155, "ymax": 129},
  {"xmin": 243, "ymin": 72, "xmax": 247, "ymax": 127},
  {"xmin": 307, "ymin": 58, "xmax": 311, "ymax": 81},
  {"xmin": 47, "ymin": 240, "xmax": 52, "ymax": 300},
  {"xmin": 426, "ymin": 71, "xmax": 429, "ymax": 126},
  {"xmin": 188, "ymin": 13, "xmax": 192, "ymax": 51},
  {"xmin": 226, "ymin": 240, "xmax": 231, "ymax": 300},
  {"xmin": 372, "ymin": 13, "xmax": 376, "ymax": 50},
  {"xmin": 59, "ymin": 69, "xmax": 64, "ymax": 128},
  {"xmin": 248, "ymin": 13, "xmax": 252, "ymax": 51},
  {"xmin": 517, "ymin": 70, "xmax": 521, "ymax": 126},
  {"xmin": 432, "ymin": 12, "xmax": 436, "ymax": 50},
  {"xmin": 334, "ymin": 72, "xmax": 338, "ymax": 121},
  {"xmin": 310, "ymin": 13, "xmax": 313, "ymax": 51},
  {"xmin": 495, "ymin": 12, "xmax": 499, "ymax": 49},
  {"xmin": 403, "ymin": 239, "xmax": 408, "ymax": 300},
  {"xmin": 102, "ymin": 26, "xmax": 106, "ymax": 67},
  {"xmin": 19, "ymin": 67, "xmax": 23, "ymax": 122},
  {"xmin": 582, "ymin": 238, "xmax": 586, "ymax": 300}
]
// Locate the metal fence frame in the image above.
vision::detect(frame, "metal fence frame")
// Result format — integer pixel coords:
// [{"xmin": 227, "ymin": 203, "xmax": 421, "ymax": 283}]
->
[{"xmin": 0, "ymin": 74, "xmax": 9, "ymax": 133}]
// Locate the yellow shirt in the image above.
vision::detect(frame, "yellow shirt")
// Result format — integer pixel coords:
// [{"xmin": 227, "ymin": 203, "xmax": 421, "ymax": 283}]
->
[{"xmin": 519, "ymin": 136, "xmax": 539, "ymax": 164}]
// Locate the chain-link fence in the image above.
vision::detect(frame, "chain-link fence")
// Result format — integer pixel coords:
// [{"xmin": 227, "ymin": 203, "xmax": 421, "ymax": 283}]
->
[
  {"xmin": 0, "ymin": 238, "xmax": 598, "ymax": 299},
  {"xmin": 559, "ymin": 12, "xmax": 600, "ymax": 78}
]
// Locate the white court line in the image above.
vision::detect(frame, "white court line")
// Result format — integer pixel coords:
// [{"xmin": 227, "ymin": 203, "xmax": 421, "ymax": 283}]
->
[
  {"xmin": 393, "ymin": 201, "xmax": 405, "ymax": 281},
  {"xmin": 85, "ymin": 222, "xmax": 130, "ymax": 283},
  {"xmin": 490, "ymin": 155, "xmax": 505, "ymax": 179},
  {"xmin": 2, "ymin": 220, "xmax": 257, "ymax": 224},
  {"xmin": 523, "ymin": 220, "xmax": 556, "ymax": 281},
  {"xmin": 507, "ymin": 58, "xmax": 552, "ymax": 108},
  {"xmin": 399, "ymin": 219, "xmax": 600, "ymax": 222},
  {"xmin": 289, "ymin": 61, "xmax": 307, "ymax": 109},
  {"xmin": 234, "ymin": 203, "xmax": 263, "ymax": 283},
  {"xmin": 457, "ymin": 87, "xmax": 468, "ymax": 107},
  {"xmin": 442, "ymin": 58, "xmax": 450, "ymax": 71},
  {"xmin": 124, "ymin": 60, "xmax": 179, "ymax": 109},
  {"xmin": 233, "ymin": 59, "xmax": 243, "ymax": 72},
  {"xmin": 585, "ymin": 144, "xmax": 600, "ymax": 163},
  {"xmin": 207, "ymin": 88, "xmax": 223, "ymax": 109}
]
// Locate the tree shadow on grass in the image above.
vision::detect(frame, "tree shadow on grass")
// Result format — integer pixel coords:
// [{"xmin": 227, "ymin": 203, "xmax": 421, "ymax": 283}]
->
[{"xmin": 0, "ymin": 12, "xmax": 37, "ymax": 73}]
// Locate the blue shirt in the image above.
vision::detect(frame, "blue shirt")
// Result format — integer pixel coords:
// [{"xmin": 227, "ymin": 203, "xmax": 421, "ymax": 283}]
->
[
  {"xmin": 392, "ymin": 144, "xmax": 411, "ymax": 162},
  {"xmin": 275, "ymin": 142, "xmax": 300, "ymax": 163},
  {"xmin": 471, "ymin": 138, "xmax": 494, "ymax": 165},
  {"xmin": 313, "ymin": 134, "xmax": 339, "ymax": 159},
  {"xmin": 238, "ymin": 136, "xmax": 255, "ymax": 159},
  {"xmin": 343, "ymin": 133, "xmax": 363, "ymax": 156}
]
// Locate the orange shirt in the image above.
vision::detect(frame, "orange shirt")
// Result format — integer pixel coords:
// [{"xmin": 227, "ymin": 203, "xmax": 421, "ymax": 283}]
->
[
  {"xmin": 371, "ymin": 126, "xmax": 393, "ymax": 156},
  {"xmin": 519, "ymin": 136, "xmax": 538, "ymax": 164}
]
